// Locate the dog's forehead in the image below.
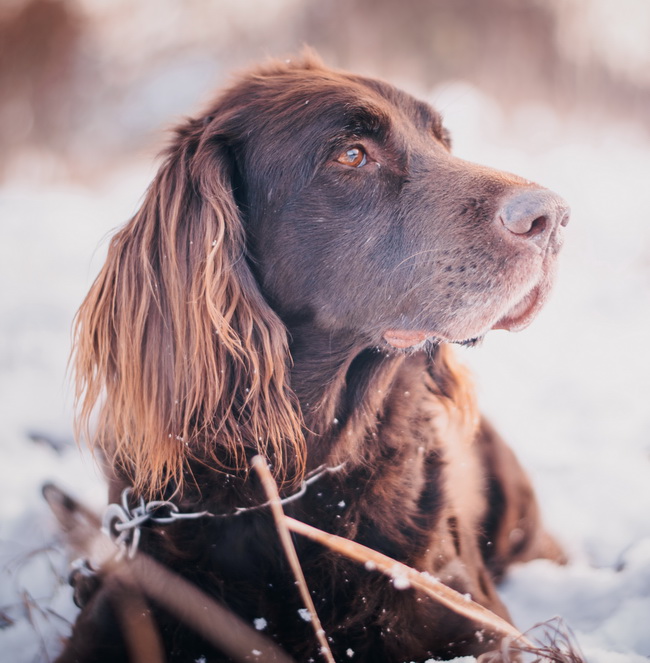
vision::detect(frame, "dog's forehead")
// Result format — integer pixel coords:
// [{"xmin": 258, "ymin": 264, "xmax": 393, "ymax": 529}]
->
[
  {"xmin": 297, "ymin": 70, "xmax": 441, "ymax": 134},
  {"xmin": 231, "ymin": 65, "xmax": 442, "ymax": 138},
  {"xmin": 347, "ymin": 73, "xmax": 441, "ymax": 128}
]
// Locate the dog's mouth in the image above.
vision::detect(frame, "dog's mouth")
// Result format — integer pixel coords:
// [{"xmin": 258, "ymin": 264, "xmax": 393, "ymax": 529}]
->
[
  {"xmin": 382, "ymin": 330, "xmax": 436, "ymax": 349},
  {"xmin": 383, "ymin": 280, "xmax": 550, "ymax": 350},
  {"xmin": 382, "ymin": 329, "xmax": 480, "ymax": 349},
  {"xmin": 491, "ymin": 282, "xmax": 547, "ymax": 332}
]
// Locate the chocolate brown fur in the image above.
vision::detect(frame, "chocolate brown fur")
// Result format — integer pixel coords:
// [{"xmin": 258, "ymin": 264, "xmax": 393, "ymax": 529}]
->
[{"xmin": 63, "ymin": 53, "xmax": 567, "ymax": 662}]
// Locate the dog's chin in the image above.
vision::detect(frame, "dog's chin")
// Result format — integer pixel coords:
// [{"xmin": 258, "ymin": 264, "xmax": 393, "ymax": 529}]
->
[{"xmin": 491, "ymin": 281, "xmax": 549, "ymax": 332}]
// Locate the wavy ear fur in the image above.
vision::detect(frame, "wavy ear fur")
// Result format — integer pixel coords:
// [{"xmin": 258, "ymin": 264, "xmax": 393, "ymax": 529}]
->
[{"xmin": 73, "ymin": 115, "xmax": 305, "ymax": 498}]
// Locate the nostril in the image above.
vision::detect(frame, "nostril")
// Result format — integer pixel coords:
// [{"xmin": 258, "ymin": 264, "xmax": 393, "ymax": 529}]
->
[
  {"xmin": 497, "ymin": 189, "xmax": 568, "ymax": 243},
  {"xmin": 499, "ymin": 210, "xmax": 547, "ymax": 237},
  {"xmin": 560, "ymin": 211, "xmax": 570, "ymax": 227},
  {"xmin": 524, "ymin": 215, "xmax": 547, "ymax": 238}
]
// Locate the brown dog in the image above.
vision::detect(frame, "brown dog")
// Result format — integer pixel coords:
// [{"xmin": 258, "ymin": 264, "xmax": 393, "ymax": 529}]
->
[{"xmin": 63, "ymin": 53, "xmax": 568, "ymax": 662}]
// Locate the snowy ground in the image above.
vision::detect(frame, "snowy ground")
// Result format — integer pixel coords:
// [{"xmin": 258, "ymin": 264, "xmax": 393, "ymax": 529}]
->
[{"xmin": 1, "ymin": 82, "xmax": 649, "ymax": 662}]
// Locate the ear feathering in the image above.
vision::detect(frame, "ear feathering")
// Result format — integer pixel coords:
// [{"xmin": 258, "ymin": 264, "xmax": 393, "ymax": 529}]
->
[{"xmin": 72, "ymin": 115, "xmax": 306, "ymax": 498}]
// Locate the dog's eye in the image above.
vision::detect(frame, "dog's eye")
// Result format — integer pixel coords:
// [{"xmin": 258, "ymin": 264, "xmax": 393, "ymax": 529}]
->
[{"xmin": 336, "ymin": 146, "xmax": 367, "ymax": 168}]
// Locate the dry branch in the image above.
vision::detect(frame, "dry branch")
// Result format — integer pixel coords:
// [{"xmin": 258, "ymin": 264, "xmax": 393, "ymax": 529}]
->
[
  {"xmin": 283, "ymin": 516, "xmax": 531, "ymax": 647},
  {"xmin": 252, "ymin": 456, "xmax": 336, "ymax": 663},
  {"xmin": 44, "ymin": 479, "xmax": 585, "ymax": 663}
]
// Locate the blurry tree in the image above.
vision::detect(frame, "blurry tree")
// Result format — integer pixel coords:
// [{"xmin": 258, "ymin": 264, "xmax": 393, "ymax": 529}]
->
[
  {"xmin": 0, "ymin": 0, "xmax": 82, "ymax": 174},
  {"xmin": 1, "ymin": 0, "xmax": 649, "ymax": 179},
  {"xmin": 300, "ymin": 0, "xmax": 650, "ymax": 123}
]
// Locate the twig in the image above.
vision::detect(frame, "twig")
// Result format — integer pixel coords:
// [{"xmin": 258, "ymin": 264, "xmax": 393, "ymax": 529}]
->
[
  {"xmin": 103, "ymin": 573, "xmax": 166, "ymax": 663},
  {"xmin": 111, "ymin": 555, "xmax": 296, "ymax": 663},
  {"xmin": 21, "ymin": 591, "xmax": 50, "ymax": 663},
  {"xmin": 252, "ymin": 456, "xmax": 336, "ymax": 663},
  {"xmin": 44, "ymin": 481, "xmax": 586, "ymax": 663},
  {"xmin": 284, "ymin": 515, "xmax": 534, "ymax": 649},
  {"xmin": 510, "ymin": 617, "xmax": 587, "ymax": 663}
]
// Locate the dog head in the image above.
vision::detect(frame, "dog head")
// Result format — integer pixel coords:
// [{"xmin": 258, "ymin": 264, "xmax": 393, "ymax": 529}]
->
[{"xmin": 217, "ymin": 56, "xmax": 569, "ymax": 348}]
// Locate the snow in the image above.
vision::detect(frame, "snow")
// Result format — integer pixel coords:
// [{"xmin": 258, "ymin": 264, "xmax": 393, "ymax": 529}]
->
[
  {"xmin": 298, "ymin": 608, "xmax": 313, "ymax": 622},
  {"xmin": 391, "ymin": 574, "xmax": 412, "ymax": 591},
  {"xmin": 1, "ymin": 83, "xmax": 649, "ymax": 661}
]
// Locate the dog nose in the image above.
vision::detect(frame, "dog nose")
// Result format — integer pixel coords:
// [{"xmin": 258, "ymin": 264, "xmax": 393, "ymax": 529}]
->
[{"xmin": 497, "ymin": 189, "xmax": 569, "ymax": 244}]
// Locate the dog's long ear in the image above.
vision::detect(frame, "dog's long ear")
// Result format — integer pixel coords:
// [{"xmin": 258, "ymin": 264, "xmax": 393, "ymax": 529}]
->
[{"xmin": 73, "ymin": 116, "xmax": 305, "ymax": 497}]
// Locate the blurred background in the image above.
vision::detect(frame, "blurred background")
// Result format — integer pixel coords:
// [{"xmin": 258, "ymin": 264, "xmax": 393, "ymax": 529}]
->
[
  {"xmin": 3, "ymin": 0, "xmax": 650, "ymax": 179},
  {"xmin": 1, "ymin": 1, "xmax": 650, "ymax": 661}
]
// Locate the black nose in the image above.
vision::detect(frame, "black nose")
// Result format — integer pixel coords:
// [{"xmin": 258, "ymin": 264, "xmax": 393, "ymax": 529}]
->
[{"xmin": 497, "ymin": 189, "xmax": 570, "ymax": 245}]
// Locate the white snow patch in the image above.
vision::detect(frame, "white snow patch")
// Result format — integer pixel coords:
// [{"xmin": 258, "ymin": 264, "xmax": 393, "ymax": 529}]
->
[
  {"xmin": 391, "ymin": 574, "xmax": 411, "ymax": 590},
  {"xmin": 253, "ymin": 617, "xmax": 267, "ymax": 630}
]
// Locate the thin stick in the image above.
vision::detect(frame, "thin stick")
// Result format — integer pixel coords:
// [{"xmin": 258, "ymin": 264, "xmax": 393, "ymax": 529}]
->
[
  {"xmin": 284, "ymin": 516, "xmax": 535, "ymax": 649},
  {"xmin": 104, "ymin": 575, "xmax": 166, "ymax": 663},
  {"xmin": 252, "ymin": 456, "xmax": 336, "ymax": 663},
  {"xmin": 120, "ymin": 552, "xmax": 295, "ymax": 663}
]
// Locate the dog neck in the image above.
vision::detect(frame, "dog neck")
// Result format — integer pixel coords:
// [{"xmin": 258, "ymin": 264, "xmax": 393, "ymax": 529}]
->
[{"xmin": 286, "ymin": 319, "xmax": 427, "ymax": 469}]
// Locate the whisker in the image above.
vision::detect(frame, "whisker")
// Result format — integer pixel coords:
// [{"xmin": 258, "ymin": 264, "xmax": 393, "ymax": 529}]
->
[{"xmin": 393, "ymin": 248, "xmax": 441, "ymax": 270}]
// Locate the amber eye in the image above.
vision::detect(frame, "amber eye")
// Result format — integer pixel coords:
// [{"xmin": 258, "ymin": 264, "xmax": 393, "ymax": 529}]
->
[{"xmin": 336, "ymin": 146, "xmax": 367, "ymax": 168}]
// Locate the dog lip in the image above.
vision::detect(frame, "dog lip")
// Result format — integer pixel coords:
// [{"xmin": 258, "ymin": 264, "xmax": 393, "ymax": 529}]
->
[
  {"xmin": 384, "ymin": 280, "xmax": 549, "ymax": 346},
  {"xmin": 492, "ymin": 283, "xmax": 545, "ymax": 332},
  {"xmin": 383, "ymin": 329, "xmax": 443, "ymax": 349}
]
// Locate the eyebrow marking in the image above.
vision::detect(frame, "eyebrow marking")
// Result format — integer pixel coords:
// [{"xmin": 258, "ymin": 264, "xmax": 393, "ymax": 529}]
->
[{"xmin": 342, "ymin": 104, "xmax": 391, "ymax": 136}]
